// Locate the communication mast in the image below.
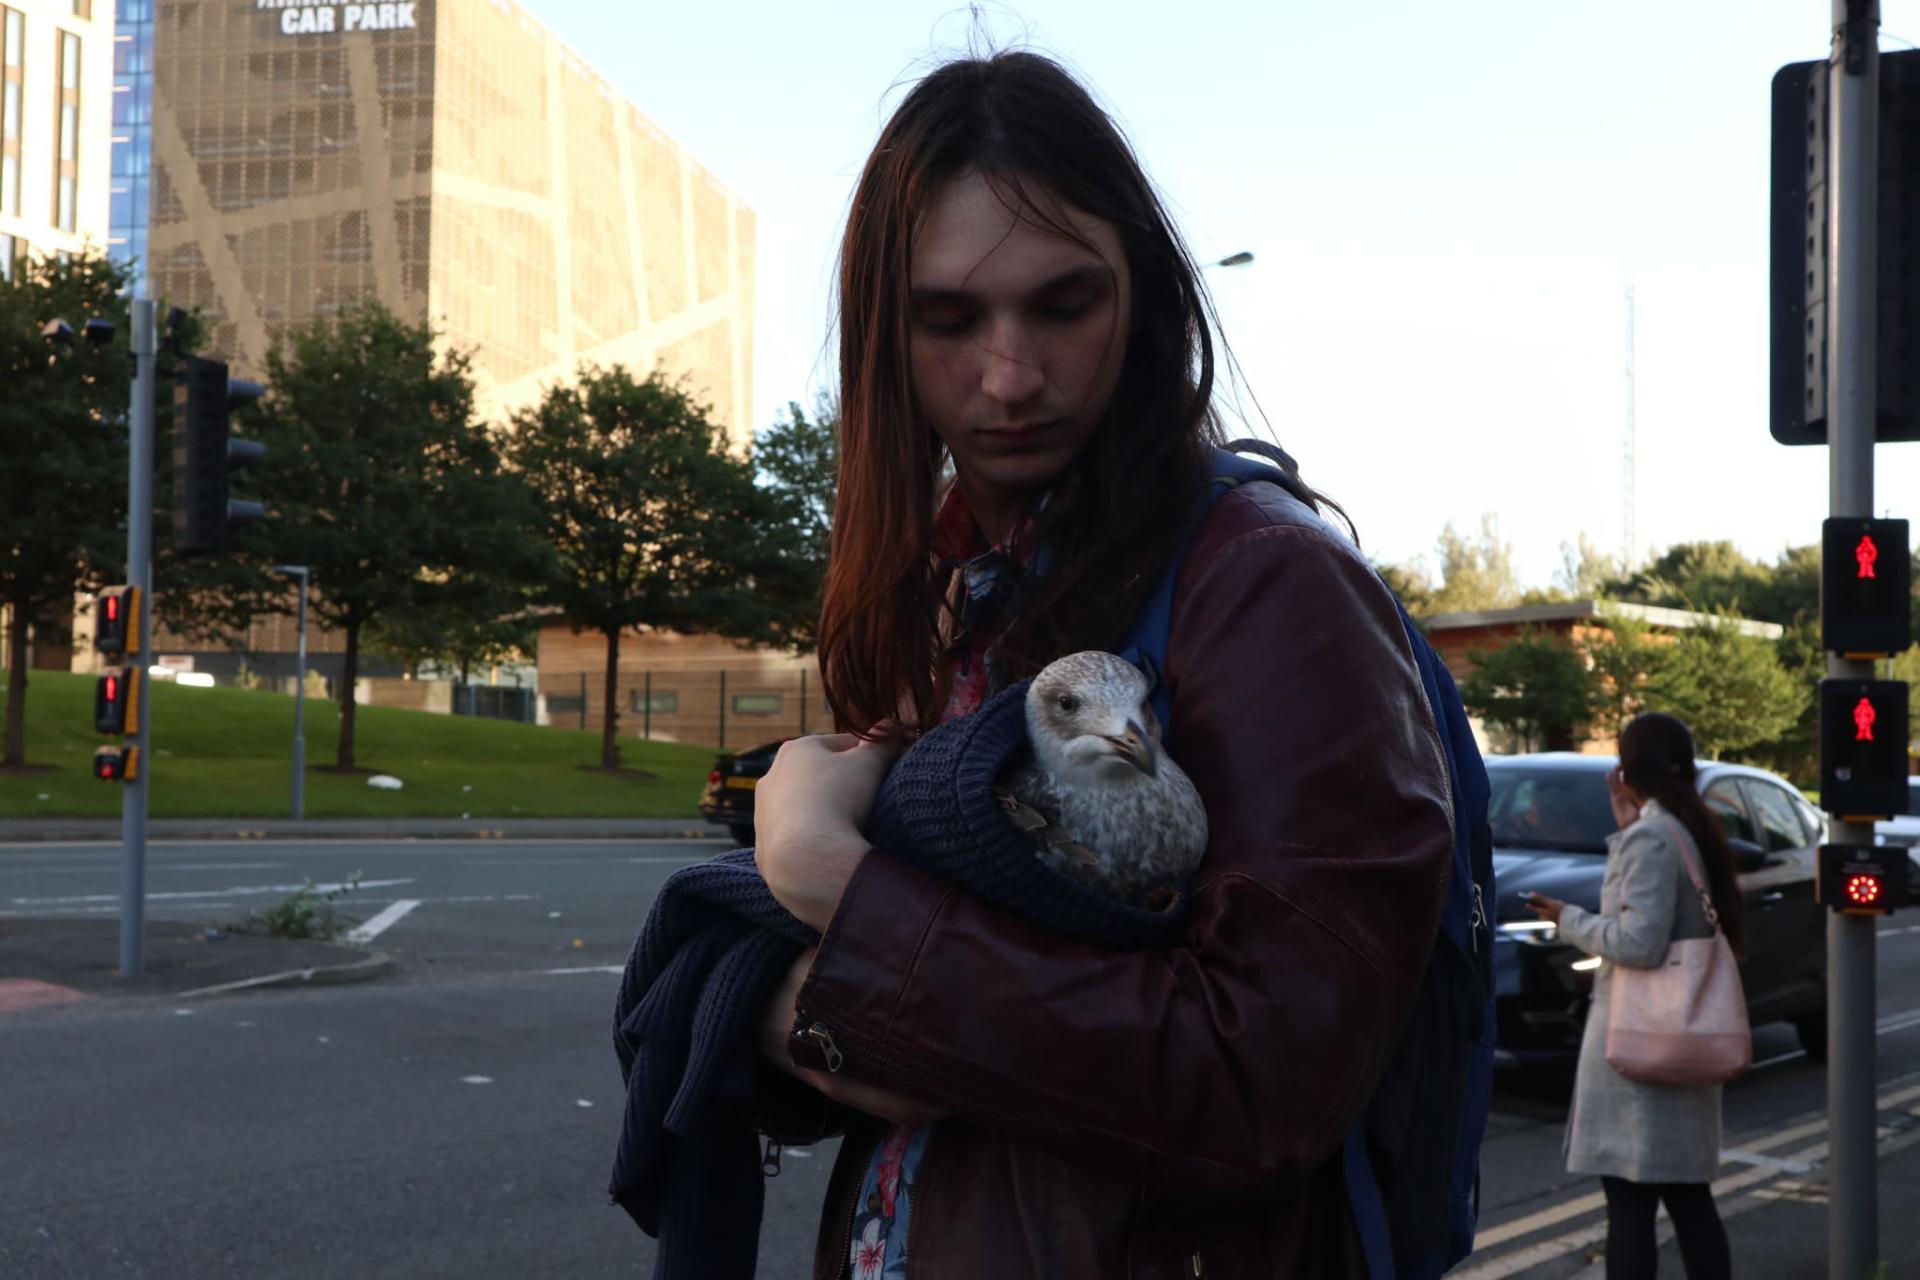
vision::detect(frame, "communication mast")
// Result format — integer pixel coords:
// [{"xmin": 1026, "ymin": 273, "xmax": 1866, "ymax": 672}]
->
[{"xmin": 1622, "ymin": 283, "xmax": 1638, "ymax": 573}]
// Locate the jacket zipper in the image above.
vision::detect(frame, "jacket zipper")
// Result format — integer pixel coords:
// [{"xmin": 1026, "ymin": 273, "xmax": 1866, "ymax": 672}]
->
[
  {"xmin": 795, "ymin": 1016, "xmax": 1052, "ymax": 1137},
  {"xmin": 1190, "ymin": 1249, "xmax": 1205, "ymax": 1276}
]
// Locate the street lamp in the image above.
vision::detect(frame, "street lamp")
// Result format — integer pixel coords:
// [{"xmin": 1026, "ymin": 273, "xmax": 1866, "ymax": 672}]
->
[{"xmin": 272, "ymin": 564, "xmax": 310, "ymax": 819}]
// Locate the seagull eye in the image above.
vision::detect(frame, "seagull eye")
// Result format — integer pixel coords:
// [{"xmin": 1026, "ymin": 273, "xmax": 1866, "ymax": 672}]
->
[{"xmin": 1057, "ymin": 694, "xmax": 1081, "ymax": 714}]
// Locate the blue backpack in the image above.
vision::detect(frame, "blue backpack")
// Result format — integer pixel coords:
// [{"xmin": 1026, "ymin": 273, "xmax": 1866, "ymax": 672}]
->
[{"xmin": 1117, "ymin": 443, "xmax": 1495, "ymax": 1280}]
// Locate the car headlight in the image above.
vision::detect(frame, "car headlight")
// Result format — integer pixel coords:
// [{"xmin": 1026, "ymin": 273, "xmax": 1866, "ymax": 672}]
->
[{"xmin": 1497, "ymin": 919, "xmax": 1560, "ymax": 944}]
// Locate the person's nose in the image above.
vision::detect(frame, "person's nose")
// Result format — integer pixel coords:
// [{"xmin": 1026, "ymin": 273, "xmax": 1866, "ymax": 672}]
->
[{"xmin": 977, "ymin": 318, "xmax": 1045, "ymax": 409}]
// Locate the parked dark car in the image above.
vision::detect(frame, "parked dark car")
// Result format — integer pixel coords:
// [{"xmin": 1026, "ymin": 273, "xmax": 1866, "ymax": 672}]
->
[
  {"xmin": 1490, "ymin": 753, "xmax": 1828, "ymax": 1067},
  {"xmin": 699, "ymin": 740, "xmax": 787, "ymax": 847}
]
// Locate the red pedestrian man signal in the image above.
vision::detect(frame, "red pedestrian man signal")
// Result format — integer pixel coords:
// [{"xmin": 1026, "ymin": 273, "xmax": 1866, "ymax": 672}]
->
[
  {"xmin": 1854, "ymin": 697, "xmax": 1876, "ymax": 741},
  {"xmin": 1856, "ymin": 534, "xmax": 1878, "ymax": 579}
]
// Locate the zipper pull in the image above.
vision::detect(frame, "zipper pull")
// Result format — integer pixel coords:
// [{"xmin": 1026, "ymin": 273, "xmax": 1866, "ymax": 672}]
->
[
  {"xmin": 761, "ymin": 1137, "xmax": 782, "ymax": 1177},
  {"xmin": 1190, "ymin": 1251, "xmax": 1205, "ymax": 1277},
  {"xmin": 1470, "ymin": 883, "xmax": 1488, "ymax": 953},
  {"xmin": 804, "ymin": 1022, "xmax": 844, "ymax": 1072}
]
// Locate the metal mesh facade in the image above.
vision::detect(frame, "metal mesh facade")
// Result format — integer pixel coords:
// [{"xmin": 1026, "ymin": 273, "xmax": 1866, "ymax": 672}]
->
[{"xmin": 149, "ymin": 0, "xmax": 754, "ymax": 436}]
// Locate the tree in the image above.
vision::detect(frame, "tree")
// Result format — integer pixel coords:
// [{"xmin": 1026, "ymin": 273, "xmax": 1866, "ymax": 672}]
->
[
  {"xmin": 506, "ymin": 365, "xmax": 780, "ymax": 769},
  {"xmin": 1428, "ymin": 515, "xmax": 1521, "ymax": 615},
  {"xmin": 1646, "ymin": 613, "xmax": 1808, "ymax": 761},
  {"xmin": 1577, "ymin": 614, "xmax": 1666, "ymax": 743},
  {"xmin": 1556, "ymin": 534, "xmax": 1622, "ymax": 600},
  {"xmin": 1458, "ymin": 627, "xmax": 1598, "ymax": 752},
  {"xmin": 236, "ymin": 300, "xmax": 510, "ymax": 771},
  {"xmin": 1375, "ymin": 560, "xmax": 1436, "ymax": 619},
  {"xmin": 750, "ymin": 395, "xmax": 839, "ymax": 652},
  {"xmin": 0, "ymin": 251, "xmax": 134, "ymax": 768}
]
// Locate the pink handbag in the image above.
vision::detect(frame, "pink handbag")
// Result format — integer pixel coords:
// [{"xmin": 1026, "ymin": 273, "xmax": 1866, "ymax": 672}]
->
[{"xmin": 1602, "ymin": 813, "xmax": 1752, "ymax": 1085}]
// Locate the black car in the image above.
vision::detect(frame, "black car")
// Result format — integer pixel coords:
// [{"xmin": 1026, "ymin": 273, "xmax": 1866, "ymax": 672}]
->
[
  {"xmin": 1490, "ymin": 752, "xmax": 1828, "ymax": 1067},
  {"xmin": 699, "ymin": 740, "xmax": 787, "ymax": 847}
]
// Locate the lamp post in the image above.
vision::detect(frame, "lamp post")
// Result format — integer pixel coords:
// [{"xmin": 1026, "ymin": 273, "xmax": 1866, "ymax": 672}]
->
[{"xmin": 272, "ymin": 565, "xmax": 310, "ymax": 819}]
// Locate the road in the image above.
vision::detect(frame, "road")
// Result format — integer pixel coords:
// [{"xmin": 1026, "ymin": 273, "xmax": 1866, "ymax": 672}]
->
[{"xmin": 3, "ymin": 837, "xmax": 1920, "ymax": 1278}]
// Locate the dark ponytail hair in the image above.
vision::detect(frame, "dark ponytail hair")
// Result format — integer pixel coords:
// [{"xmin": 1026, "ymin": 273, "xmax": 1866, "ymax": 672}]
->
[{"xmin": 1618, "ymin": 712, "xmax": 1747, "ymax": 957}]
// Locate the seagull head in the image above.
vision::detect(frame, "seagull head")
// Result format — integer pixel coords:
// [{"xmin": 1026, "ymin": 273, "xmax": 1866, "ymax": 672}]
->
[{"xmin": 1025, "ymin": 651, "xmax": 1162, "ymax": 784}]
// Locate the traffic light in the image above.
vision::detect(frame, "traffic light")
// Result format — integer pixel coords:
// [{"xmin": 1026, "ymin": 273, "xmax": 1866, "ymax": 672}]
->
[
  {"xmin": 93, "ymin": 585, "xmax": 140, "ymax": 659},
  {"xmin": 173, "ymin": 355, "xmax": 268, "ymax": 555},
  {"xmin": 1822, "ymin": 518, "xmax": 1911, "ymax": 657},
  {"xmin": 1819, "ymin": 679, "xmax": 1911, "ymax": 819},
  {"xmin": 1770, "ymin": 49, "xmax": 1920, "ymax": 444},
  {"xmin": 1818, "ymin": 844, "xmax": 1911, "ymax": 915},
  {"xmin": 94, "ymin": 667, "xmax": 141, "ymax": 736},
  {"xmin": 92, "ymin": 744, "xmax": 140, "ymax": 782}
]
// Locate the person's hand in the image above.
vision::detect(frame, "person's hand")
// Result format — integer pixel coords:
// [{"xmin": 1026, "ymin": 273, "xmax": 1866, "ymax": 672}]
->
[
  {"xmin": 759, "ymin": 949, "xmax": 946, "ymax": 1127},
  {"xmin": 1522, "ymin": 891, "xmax": 1565, "ymax": 925},
  {"xmin": 753, "ymin": 729, "xmax": 906, "ymax": 933},
  {"xmin": 1606, "ymin": 766, "xmax": 1642, "ymax": 831}
]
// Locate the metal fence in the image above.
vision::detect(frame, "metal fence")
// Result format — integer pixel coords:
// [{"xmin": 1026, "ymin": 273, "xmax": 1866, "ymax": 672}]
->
[{"xmin": 542, "ymin": 666, "xmax": 835, "ymax": 751}]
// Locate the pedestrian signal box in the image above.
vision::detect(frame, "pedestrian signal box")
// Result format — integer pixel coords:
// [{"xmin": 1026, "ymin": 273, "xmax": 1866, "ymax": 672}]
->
[
  {"xmin": 92, "ymin": 745, "xmax": 140, "ymax": 782},
  {"xmin": 1819, "ymin": 680, "xmax": 1911, "ymax": 819},
  {"xmin": 94, "ymin": 667, "xmax": 141, "ymax": 736},
  {"xmin": 93, "ymin": 585, "xmax": 140, "ymax": 659},
  {"xmin": 1818, "ymin": 844, "xmax": 1911, "ymax": 915},
  {"xmin": 1822, "ymin": 518, "xmax": 1911, "ymax": 657}
]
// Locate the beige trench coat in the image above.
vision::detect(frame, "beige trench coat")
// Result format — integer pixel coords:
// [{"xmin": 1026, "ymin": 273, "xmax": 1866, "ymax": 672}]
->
[{"xmin": 1555, "ymin": 798, "xmax": 1724, "ymax": 1184}]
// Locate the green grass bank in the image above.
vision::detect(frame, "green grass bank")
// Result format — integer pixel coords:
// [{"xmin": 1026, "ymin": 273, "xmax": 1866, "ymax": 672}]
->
[{"xmin": 0, "ymin": 670, "xmax": 715, "ymax": 818}]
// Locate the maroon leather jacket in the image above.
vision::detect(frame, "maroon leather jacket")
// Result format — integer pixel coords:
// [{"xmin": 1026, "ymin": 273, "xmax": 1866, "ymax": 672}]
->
[{"xmin": 780, "ymin": 481, "xmax": 1455, "ymax": 1279}]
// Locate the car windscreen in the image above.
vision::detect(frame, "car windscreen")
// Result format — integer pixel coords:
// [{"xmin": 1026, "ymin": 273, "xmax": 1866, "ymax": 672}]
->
[{"xmin": 1487, "ymin": 767, "xmax": 1615, "ymax": 853}]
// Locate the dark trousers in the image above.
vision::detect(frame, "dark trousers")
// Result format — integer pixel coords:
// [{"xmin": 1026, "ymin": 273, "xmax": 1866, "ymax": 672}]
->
[{"xmin": 1599, "ymin": 1176, "xmax": 1731, "ymax": 1279}]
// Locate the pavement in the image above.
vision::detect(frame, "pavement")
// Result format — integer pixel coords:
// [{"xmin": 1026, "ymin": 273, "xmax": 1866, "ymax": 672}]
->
[{"xmin": 0, "ymin": 815, "xmax": 722, "ymax": 842}]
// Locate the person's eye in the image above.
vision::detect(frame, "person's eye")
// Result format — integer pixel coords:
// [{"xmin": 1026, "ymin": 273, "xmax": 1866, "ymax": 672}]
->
[
  {"xmin": 1039, "ymin": 297, "xmax": 1095, "ymax": 323},
  {"xmin": 915, "ymin": 310, "xmax": 974, "ymax": 336}
]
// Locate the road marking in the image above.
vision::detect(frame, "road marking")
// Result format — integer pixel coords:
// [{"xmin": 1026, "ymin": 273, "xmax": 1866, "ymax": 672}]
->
[
  {"xmin": 576, "ymin": 1099, "xmax": 594, "ymax": 1108},
  {"xmin": 629, "ymin": 856, "xmax": 708, "ymax": 865},
  {"xmin": 534, "ymin": 965, "xmax": 623, "ymax": 976},
  {"xmin": 7, "ymin": 877, "xmax": 414, "ymax": 906},
  {"xmin": 1750, "ymin": 1004, "xmax": 1920, "ymax": 1071},
  {"xmin": 345, "ymin": 899, "xmax": 420, "ymax": 944},
  {"xmin": 1464, "ymin": 1078, "xmax": 1920, "ymax": 1275},
  {"xmin": 461, "ymin": 1075, "xmax": 493, "ymax": 1085}
]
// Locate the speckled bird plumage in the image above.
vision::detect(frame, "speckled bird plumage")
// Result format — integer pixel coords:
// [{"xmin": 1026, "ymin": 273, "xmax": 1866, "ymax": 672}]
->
[{"xmin": 999, "ymin": 651, "xmax": 1210, "ymax": 906}]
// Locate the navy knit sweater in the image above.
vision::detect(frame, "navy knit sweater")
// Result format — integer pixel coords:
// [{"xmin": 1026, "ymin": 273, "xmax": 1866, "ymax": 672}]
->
[{"xmin": 609, "ymin": 677, "xmax": 1187, "ymax": 1279}]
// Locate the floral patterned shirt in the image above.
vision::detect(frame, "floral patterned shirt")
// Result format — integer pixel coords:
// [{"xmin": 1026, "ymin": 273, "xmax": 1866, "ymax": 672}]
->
[{"xmin": 848, "ymin": 482, "xmax": 1046, "ymax": 1280}]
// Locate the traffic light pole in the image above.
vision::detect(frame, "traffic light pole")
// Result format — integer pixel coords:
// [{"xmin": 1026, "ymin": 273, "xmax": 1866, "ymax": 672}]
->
[
  {"xmin": 120, "ymin": 298, "xmax": 157, "ymax": 977},
  {"xmin": 1825, "ymin": 1, "xmax": 1879, "ymax": 1275}
]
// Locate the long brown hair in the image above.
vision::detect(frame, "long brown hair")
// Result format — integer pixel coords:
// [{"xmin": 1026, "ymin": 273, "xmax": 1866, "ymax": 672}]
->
[
  {"xmin": 1618, "ymin": 712, "xmax": 1747, "ymax": 957},
  {"xmin": 818, "ymin": 51, "xmax": 1262, "ymax": 735}
]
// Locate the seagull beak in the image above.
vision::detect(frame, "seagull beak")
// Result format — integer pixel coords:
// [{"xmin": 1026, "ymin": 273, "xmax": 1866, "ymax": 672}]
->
[{"xmin": 1102, "ymin": 720, "xmax": 1159, "ymax": 778}]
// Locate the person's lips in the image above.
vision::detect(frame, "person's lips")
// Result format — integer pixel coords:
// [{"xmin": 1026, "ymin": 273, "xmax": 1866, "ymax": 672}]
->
[{"xmin": 977, "ymin": 419, "xmax": 1061, "ymax": 440}]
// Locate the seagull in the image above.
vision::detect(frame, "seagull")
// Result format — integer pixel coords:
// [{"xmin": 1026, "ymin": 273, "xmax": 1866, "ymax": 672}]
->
[{"xmin": 998, "ymin": 651, "xmax": 1210, "ymax": 908}]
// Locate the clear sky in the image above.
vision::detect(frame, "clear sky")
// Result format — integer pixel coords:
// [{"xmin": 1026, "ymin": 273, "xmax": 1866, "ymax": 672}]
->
[{"xmin": 535, "ymin": 0, "xmax": 1920, "ymax": 590}]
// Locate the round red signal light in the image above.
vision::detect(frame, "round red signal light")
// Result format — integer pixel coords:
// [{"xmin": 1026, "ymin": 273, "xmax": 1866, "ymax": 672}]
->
[
  {"xmin": 106, "ymin": 597, "xmax": 119, "ymax": 621},
  {"xmin": 1845, "ymin": 873, "xmax": 1882, "ymax": 906},
  {"xmin": 105, "ymin": 675, "xmax": 118, "ymax": 701}
]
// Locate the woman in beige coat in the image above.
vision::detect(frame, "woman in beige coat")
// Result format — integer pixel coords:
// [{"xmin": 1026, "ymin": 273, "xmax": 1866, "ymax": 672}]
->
[{"xmin": 1523, "ymin": 713, "xmax": 1745, "ymax": 1280}]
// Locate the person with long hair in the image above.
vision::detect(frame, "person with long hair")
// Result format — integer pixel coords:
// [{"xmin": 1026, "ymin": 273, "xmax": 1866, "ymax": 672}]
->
[
  {"xmin": 1524, "ymin": 712, "xmax": 1744, "ymax": 1280},
  {"xmin": 742, "ymin": 49, "xmax": 1456, "ymax": 1278}
]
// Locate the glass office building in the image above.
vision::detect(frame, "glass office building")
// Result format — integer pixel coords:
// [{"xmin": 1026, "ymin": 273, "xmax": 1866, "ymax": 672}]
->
[
  {"xmin": 143, "ymin": 0, "xmax": 754, "ymax": 434},
  {"xmin": 106, "ymin": 0, "xmax": 152, "ymax": 282}
]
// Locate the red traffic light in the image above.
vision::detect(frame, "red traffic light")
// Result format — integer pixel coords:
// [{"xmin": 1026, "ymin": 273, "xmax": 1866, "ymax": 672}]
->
[
  {"xmin": 1819, "ymin": 844, "xmax": 1911, "ymax": 915},
  {"xmin": 93, "ymin": 585, "xmax": 140, "ymax": 658},
  {"xmin": 94, "ymin": 667, "xmax": 141, "ymax": 736},
  {"xmin": 91, "ymin": 744, "xmax": 140, "ymax": 782}
]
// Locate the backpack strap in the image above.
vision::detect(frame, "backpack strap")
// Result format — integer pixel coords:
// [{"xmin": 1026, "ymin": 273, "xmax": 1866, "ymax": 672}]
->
[{"xmin": 1117, "ymin": 444, "xmax": 1293, "ymax": 734}]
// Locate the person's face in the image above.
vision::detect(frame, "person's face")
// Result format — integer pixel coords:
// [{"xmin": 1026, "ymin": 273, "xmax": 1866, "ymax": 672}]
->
[{"xmin": 907, "ymin": 170, "xmax": 1132, "ymax": 541}]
